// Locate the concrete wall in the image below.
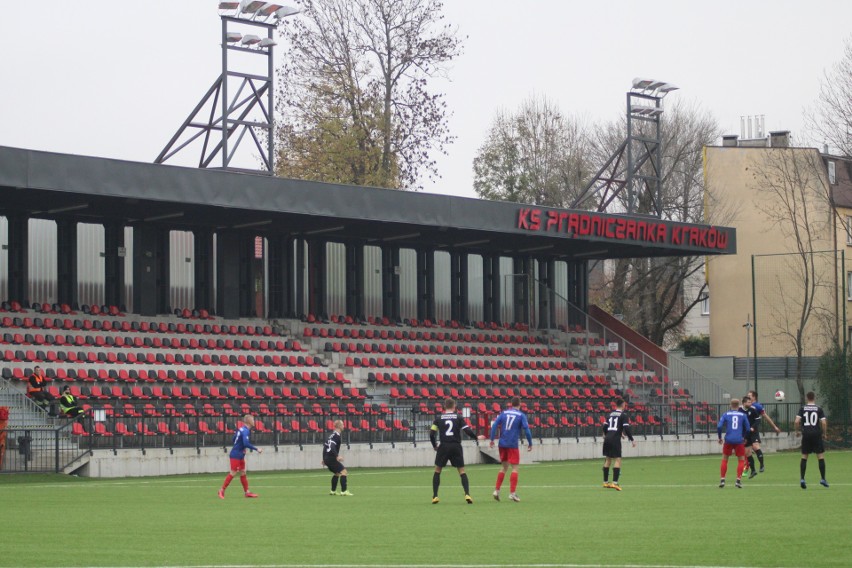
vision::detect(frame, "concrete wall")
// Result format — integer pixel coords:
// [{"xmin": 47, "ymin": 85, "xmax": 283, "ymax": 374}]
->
[{"xmin": 80, "ymin": 435, "xmax": 800, "ymax": 478}]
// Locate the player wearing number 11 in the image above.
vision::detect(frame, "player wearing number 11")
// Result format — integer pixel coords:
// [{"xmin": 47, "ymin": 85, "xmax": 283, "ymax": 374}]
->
[{"xmin": 601, "ymin": 398, "xmax": 635, "ymax": 491}]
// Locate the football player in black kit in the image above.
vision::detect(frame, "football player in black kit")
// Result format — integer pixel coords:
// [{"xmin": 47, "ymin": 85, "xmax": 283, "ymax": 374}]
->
[
  {"xmin": 323, "ymin": 420, "xmax": 353, "ymax": 496},
  {"xmin": 602, "ymin": 398, "xmax": 636, "ymax": 491},
  {"xmin": 741, "ymin": 396, "xmax": 762, "ymax": 479},
  {"xmin": 429, "ymin": 398, "xmax": 485, "ymax": 504},
  {"xmin": 794, "ymin": 392, "xmax": 829, "ymax": 490}
]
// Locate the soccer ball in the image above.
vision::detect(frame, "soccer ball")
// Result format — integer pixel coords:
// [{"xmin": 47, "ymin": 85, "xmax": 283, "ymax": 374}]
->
[{"xmin": 774, "ymin": 390, "xmax": 785, "ymax": 402}]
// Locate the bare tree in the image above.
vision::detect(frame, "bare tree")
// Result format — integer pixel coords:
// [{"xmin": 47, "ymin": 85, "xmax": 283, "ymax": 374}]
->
[
  {"xmin": 806, "ymin": 36, "xmax": 852, "ymax": 157},
  {"xmin": 275, "ymin": 0, "xmax": 462, "ymax": 189},
  {"xmin": 472, "ymin": 95, "xmax": 594, "ymax": 207},
  {"xmin": 751, "ymin": 148, "xmax": 837, "ymax": 403}
]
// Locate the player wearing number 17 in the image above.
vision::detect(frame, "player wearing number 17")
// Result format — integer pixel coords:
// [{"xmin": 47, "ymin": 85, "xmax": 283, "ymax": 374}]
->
[
  {"xmin": 489, "ymin": 396, "xmax": 533, "ymax": 502},
  {"xmin": 717, "ymin": 399, "xmax": 750, "ymax": 489},
  {"xmin": 601, "ymin": 398, "xmax": 635, "ymax": 491},
  {"xmin": 218, "ymin": 414, "xmax": 263, "ymax": 499}
]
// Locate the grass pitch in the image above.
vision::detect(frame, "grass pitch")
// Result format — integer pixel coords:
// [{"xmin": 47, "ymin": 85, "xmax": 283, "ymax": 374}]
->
[{"xmin": 1, "ymin": 450, "xmax": 848, "ymax": 568}]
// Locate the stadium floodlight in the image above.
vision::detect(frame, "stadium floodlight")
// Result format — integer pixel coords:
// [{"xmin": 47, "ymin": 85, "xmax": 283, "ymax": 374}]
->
[
  {"xmin": 631, "ymin": 77, "xmax": 655, "ymax": 90},
  {"xmin": 240, "ymin": 0, "xmax": 266, "ymax": 14},
  {"xmin": 657, "ymin": 82, "xmax": 679, "ymax": 94},
  {"xmin": 240, "ymin": 34, "xmax": 262, "ymax": 46},
  {"xmin": 257, "ymin": 3, "xmax": 284, "ymax": 17},
  {"xmin": 258, "ymin": 37, "xmax": 277, "ymax": 47},
  {"xmin": 274, "ymin": 5, "xmax": 299, "ymax": 18},
  {"xmin": 226, "ymin": 32, "xmax": 243, "ymax": 43},
  {"xmin": 218, "ymin": 1, "xmax": 240, "ymax": 11}
]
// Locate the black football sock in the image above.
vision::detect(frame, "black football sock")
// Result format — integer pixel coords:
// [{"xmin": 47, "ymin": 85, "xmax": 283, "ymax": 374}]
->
[
  {"xmin": 613, "ymin": 468, "xmax": 621, "ymax": 483},
  {"xmin": 331, "ymin": 476, "xmax": 338, "ymax": 492},
  {"xmin": 748, "ymin": 455, "xmax": 756, "ymax": 472},
  {"xmin": 460, "ymin": 473, "xmax": 470, "ymax": 495},
  {"xmin": 755, "ymin": 449, "xmax": 764, "ymax": 468},
  {"xmin": 603, "ymin": 467, "xmax": 610, "ymax": 482},
  {"xmin": 800, "ymin": 458, "xmax": 807, "ymax": 479},
  {"xmin": 432, "ymin": 472, "xmax": 440, "ymax": 498},
  {"xmin": 818, "ymin": 458, "xmax": 826, "ymax": 479},
  {"xmin": 340, "ymin": 475, "xmax": 348, "ymax": 492}
]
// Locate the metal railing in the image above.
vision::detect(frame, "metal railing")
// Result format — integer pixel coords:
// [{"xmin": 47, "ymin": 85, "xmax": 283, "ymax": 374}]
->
[
  {"xmin": 2, "ymin": 399, "xmax": 807, "ymax": 460},
  {"xmin": 0, "ymin": 420, "xmax": 90, "ymax": 473}
]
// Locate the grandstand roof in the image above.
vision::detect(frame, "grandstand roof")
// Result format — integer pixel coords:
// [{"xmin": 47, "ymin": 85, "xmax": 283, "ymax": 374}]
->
[{"xmin": 0, "ymin": 145, "xmax": 735, "ymax": 259}]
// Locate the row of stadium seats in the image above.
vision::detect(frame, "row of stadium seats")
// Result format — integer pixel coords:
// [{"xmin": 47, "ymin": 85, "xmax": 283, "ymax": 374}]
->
[
  {"xmin": 323, "ymin": 341, "xmax": 564, "ymax": 358},
  {"xmin": 304, "ymin": 326, "xmax": 546, "ymax": 345},
  {"xmin": 1, "ymin": 316, "xmax": 276, "ymax": 337},
  {"xmin": 42, "ymin": 383, "xmax": 366, "ymax": 402},
  {"xmin": 4, "ymin": 366, "xmax": 344, "ymax": 384},
  {"xmin": 366, "ymin": 371, "xmax": 607, "ymax": 386},
  {"xmin": 1, "ymin": 349, "xmax": 322, "ymax": 367},
  {"xmin": 2, "ymin": 332, "xmax": 302, "ymax": 352},
  {"xmin": 303, "ymin": 313, "xmax": 530, "ymax": 332},
  {"xmin": 342, "ymin": 355, "xmax": 573, "ymax": 371}
]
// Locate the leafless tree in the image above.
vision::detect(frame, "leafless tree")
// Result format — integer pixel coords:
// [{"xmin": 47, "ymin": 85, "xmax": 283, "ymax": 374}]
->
[
  {"xmin": 275, "ymin": 0, "xmax": 462, "ymax": 189},
  {"xmin": 806, "ymin": 36, "xmax": 852, "ymax": 157},
  {"xmin": 473, "ymin": 95, "xmax": 594, "ymax": 207}
]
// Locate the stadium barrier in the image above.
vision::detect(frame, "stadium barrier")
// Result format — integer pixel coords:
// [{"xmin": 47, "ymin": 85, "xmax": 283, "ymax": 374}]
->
[{"xmin": 0, "ymin": 421, "xmax": 89, "ymax": 473}]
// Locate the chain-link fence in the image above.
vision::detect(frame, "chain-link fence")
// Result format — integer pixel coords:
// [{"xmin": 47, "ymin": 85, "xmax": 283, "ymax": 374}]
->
[{"xmin": 753, "ymin": 250, "xmax": 850, "ymax": 446}]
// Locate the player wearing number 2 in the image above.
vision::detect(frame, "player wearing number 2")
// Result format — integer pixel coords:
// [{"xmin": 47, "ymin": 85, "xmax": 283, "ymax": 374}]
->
[
  {"xmin": 717, "ymin": 399, "xmax": 750, "ymax": 489},
  {"xmin": 490, "ymin": 396, "xmax": 533, "ymax": 502},
  {"xmin": 794, "ymin": 391, "xmax": 829, "ymax": 489},
  {"xmin": 601, "ymin": 398, "xmax": 635, "ymax": 491},
  {"xmin": 429, "ymin": 398, "xmax": 485, "ymax": 504}
]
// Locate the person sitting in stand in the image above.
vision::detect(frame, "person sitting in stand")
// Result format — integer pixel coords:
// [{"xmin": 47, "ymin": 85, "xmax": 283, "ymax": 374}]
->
[
  {"xmin": 59, "ymin": 386, "xmax": 85, "ymax": 421},
  {"xmin": 27, "ymin": 366, "xmax": 55, "ymax": 415}
]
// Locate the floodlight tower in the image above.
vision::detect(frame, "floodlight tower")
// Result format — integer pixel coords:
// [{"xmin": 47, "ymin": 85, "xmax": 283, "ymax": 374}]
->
[
  {"xmin": 570, "ymin": 78, "xmax": 678, "ymax": 216},
  {"xmin": 155, "ymin": 2, "xmax": 299, "ymax": 174}
]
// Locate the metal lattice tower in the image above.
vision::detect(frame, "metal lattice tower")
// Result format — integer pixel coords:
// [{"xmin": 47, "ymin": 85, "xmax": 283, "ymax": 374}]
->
[
  {"xmin": 571, "ymin": 78, "xmax": 678, "ymax": 216},
  {"xmin": 155, "ymin": 3, "xmax": 298, "ymax": 174}
]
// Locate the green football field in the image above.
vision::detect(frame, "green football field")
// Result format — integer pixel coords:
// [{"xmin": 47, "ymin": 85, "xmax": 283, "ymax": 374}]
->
[{"xmin": 1, "ymin": 449, "xmax": 848, "ymax": 568}]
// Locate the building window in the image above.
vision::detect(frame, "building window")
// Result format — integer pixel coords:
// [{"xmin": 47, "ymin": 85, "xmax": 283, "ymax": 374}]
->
[
  {"xmin": 848, "ymin": 272, "xmax": 852, "ymax": 300},
  {"xmin": 828, "ymin": 160, "xmax": 837, "ymax": 185},
  {"xmin": 700, "ymin": 294, "xmax": 710, "ymax": 315},
  {"xmin": 847, "ymin": 216, "xmax": 852, "ymax": 245}
]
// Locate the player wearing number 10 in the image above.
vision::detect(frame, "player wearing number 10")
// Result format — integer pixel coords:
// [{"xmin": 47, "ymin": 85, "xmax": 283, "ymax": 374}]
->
[
  {"xmin": 489, "ymin": 396, "xmax": 533, "ymax": 502},
  {"xmin": 717, "ymin": 399, "xmax": 750, "ymax": 489},
  {"xmin": 794, "ymin": 391, "xmax": 829, "ymax": 490},
  {"xmin": 601, "ymin": 398, "xmax": 635, "ymax": 491}
]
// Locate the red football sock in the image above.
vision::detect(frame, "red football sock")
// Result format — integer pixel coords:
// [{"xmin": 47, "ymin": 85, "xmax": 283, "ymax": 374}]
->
[
  {"xmin": 736, "ymin": 459, "xmax": 746, "ymax": 478},
  {"xmin": 222, "ymin": 474, "xmax": 234, "ymax": 490},
  {"xmin": 720, "ymin": 460, "xmax": 728, "ymax": 478},
  {"xmin": 510, "ymin": 471, "xmax": 518, "ymax": 493},
  {"xmin": 240, "ymin": 475, "xmax": 249, "ymax": 492},
  {"xmin": 495, "ymin": 471, "xmax": 505, "ymax": 490}
]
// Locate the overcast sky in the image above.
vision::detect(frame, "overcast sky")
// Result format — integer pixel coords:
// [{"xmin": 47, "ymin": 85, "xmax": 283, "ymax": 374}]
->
[{"xmin": 1, "ymin": 0, "xmax": 850, "ymax": 199}]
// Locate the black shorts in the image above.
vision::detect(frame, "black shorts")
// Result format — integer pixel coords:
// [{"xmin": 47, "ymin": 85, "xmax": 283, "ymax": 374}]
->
[
  {"xmin": 324, "ymin": 458, "xmax": 345, "ymax": 474},
  {"xmin": 602, "ymin": 435, "xmax": 622, "ymax": 459},
  {"xmin": 745, "ymin": 431, "xmax": 761, "ymax": 446},
  {"xmin": 435, "ymin": 443, "xmax": 465, "ymax": 468},
  {"xmin": 801, "ymin": 433, "xmax": 825, "ymax": 455}
]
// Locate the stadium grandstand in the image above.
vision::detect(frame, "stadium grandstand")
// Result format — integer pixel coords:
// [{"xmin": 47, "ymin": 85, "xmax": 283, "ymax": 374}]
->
[{"xmin": 0, "ymin": 145, "xmax": 755, "ymax": 476}]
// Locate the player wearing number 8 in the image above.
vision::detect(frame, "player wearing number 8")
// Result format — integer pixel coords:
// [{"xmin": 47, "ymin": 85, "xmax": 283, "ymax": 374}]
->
[
  {"xmin": 717, "ymin": 399, "xmax": 750, "ymax": 488},
  {"xmin": 489, "ymin": 396, "xmax": 533, "ymax": 502},
  {"xmin": 794, "ymin": 392, "xmax": 829, "ymax": 489},
  {"xmin": 601, "ymin": 398, "xmax": 635, "ymax": 491}
]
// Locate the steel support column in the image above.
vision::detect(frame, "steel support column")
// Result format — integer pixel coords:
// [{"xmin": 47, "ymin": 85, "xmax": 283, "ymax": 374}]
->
[
  {"xmin": 308, "ymin": 239, "xmax": 326, "ymax": 318},
  {"xmin": 416, "ymin": 248, "xmax": 435, "ymax": 322},
  {"xmin": 156, "ymin": 228, "xmax": 171, "ymax": 314},
  {"xmin": 483, "ymin": 254, "xmax": 501, "ymax": 324},
  {"xmin": 6, "ymin": 215, "xmax": 28, "ymax": 304},
  {"xmin": 450, "ymin": 251, "xmax": 468, "ymax": 323},
  {"xmin": 538, "ymin": 258, "xmax": 556, "ymax": 329},
  {"xmin": 382, "ymin": 245, "xmax": 401, "ymax": 322},
  {"xmin": 215, "ymin": 231, "xmax": 240, "ymax": 319},
  {"xmin": 345, "ymin": 241, "xmax": 365, "ymax": 319},
  {"xmin": 103, "ymin": 223, "xmax": 125, "ymax": 309},
  {"xmin": 193, "ymin": 229, "xmax": 215, "ymax": 313},
  {"xmin": 267, "ymin": 235, "xmax": 293, "ymax": 319},
  {"xmin": 238, "ymin": 234, "xmax": 256, "ymax": 317},
  {"xmin": 56, "ymin": 220, "xmax": 77, "ymax": 308},
  {"xmin": 513, "ymin": 256, "xmax": 530, "ymax": 325}
]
